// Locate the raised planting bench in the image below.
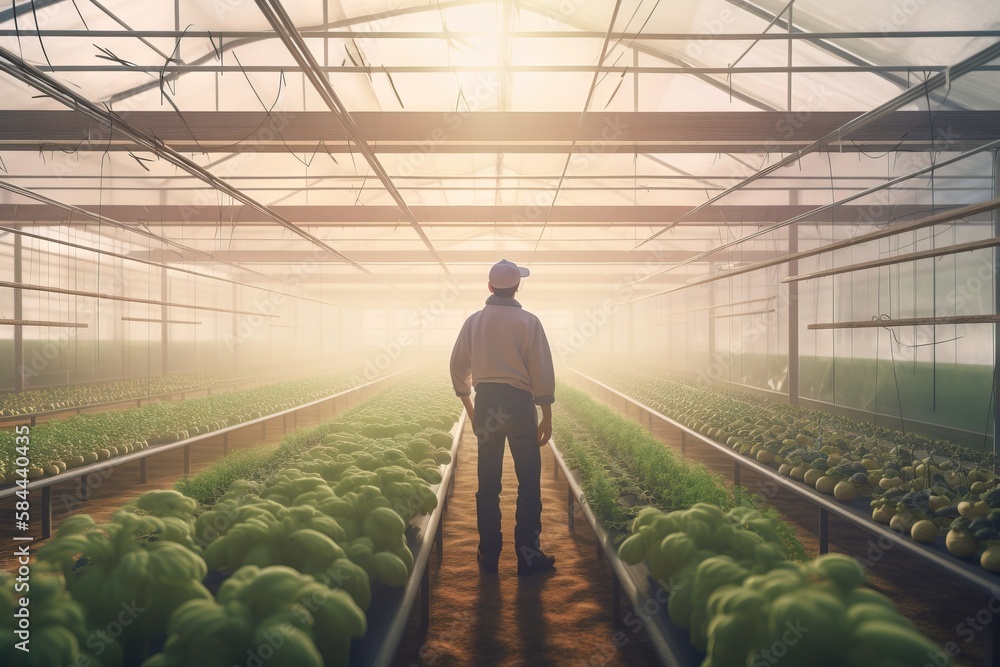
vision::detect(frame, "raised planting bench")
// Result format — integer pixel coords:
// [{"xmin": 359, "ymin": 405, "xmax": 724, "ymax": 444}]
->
[
  {"xmin": 0, "ymin": 366, "xmax": 310, "ymax": 427},
  {"xmin": 548, "ymin": 436, "xmax": 702, "ymax": 667},
  {"xmin": 349, "ymin": 411, "xmax": 465, "ymax": 667},
  {"xmin": 0, "ymin": 371, "xmax": 404, "ymax": 539},
  {"xmin": 566, "ymin": 366, "xmax": 1000, "ymax": 666}
]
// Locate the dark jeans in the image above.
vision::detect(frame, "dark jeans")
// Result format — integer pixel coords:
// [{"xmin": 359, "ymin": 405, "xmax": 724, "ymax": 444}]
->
[{"xmin": 473, "ymin": 382, "xmax": 542, "ymax": 561}]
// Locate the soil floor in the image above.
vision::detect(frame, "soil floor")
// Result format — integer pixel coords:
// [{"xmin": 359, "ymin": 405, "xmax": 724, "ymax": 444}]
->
[{"xmin": 393, "ymin": 418, "xmax": 665, "ymax": 667}]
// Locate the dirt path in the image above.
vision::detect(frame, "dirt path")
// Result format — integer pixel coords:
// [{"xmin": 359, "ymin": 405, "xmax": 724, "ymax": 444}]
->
[{"xmin": 393, "ymin": 420, "xmax": 663, "ymax": 667}]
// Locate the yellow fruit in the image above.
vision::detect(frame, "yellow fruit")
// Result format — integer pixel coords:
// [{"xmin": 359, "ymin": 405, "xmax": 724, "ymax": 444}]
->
[
  {"xmin": 803, "ymin": 469, "xmax": 825, "ymax": 487},
  {"xmin": 790, "ymin": 466, "xmax": 807, "ymax": 482},
  {"xmin": 878, "ymin": 477, "xmax": 903, "ymax": 491},
  {"xmin": 814, "ymin": 476, "xmax": 836, "ymax": 494},
  {"xmin": 946, "ymin": 530, "xmax": 978, "ymax": 558},
  {"xmin": 910, "ymin": 520, "xmax": 937, "ymax": 543},
  {"xmin": 872, "ymin": 505, "xmax": 895, "ymax": 524},
  {"xmin": 958, "ymin": 501, "xmax": 990, "ymax": 519},
  {"xmin": 756, "ymin": 450, "xmax": 775, "ymax": 464},
  {"xmin": 889, "ymin": 512, "xmax": 915, "ymax": 533},
  {"xmin": 834, "ymin": 481, "xmax": 857, "ymax": 501},
  {"xmin": 981, "ymin": 545, "xmax": 1000, "ymax": 572},
  {"xmin": 928, "ymin": 495, "xmax": 951, "ymax": 512},
  {"xmin": 778, "ymin": 463, "xmax": 793, "ymax": 476}
]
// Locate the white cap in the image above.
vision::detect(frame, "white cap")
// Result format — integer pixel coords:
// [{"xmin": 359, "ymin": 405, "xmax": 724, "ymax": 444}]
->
[{"xmin": 488, "ymin": 259, "xmax": 530, "ymax": 290}]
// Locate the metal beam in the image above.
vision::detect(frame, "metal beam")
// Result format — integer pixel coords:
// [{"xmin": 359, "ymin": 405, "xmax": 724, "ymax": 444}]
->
[
  {"xmin": 629, "ymin": 136, "xmax": 1000, "ymax": 287},
  {"xmin": 0, "ymin": 45, "xmax": 390, "ymax": 286},
  {"xmin": 0, "ymin": 280, "xmax": 282, "ymax": 317},
  {"xmin": 637, "ymin": 38, "xmax": 1000, "ymax": 245},
  {"xmin": 782, "ymin": 236, "xmax": 1000, "ymax": 283},
  {"xmin": 5, "ymin": 29, "xmax": 1000, "ymax": 40},
  {"xmin": 633, "ymin": 197, "xmax": 1000, "ymax": 300},
  {"xmin": 7, "ymin": 111, "xmax": 996, "ymax": 153},
  {"xmin": 0, "ymin": 224, "xmax": 341, "ymax": 307},
  {"xmin": 0, "ymin": 0, "xmax": 66, "ymax": 24},
  {"xmin": 29, "ymin": 63, "xmax": 1000, "ymax": 74},
  {"xmin": 0, "ymin": 203, "xmax": 964, "ymax": 226},
  {"xmin": 254, "ymin": 0, "xmax": 449, "ymax": 276},
  {"xmin": 103, "ymin": 0, "xmax": 487, "ymax": 105},
  {"xmin": 809, "ymin": 315, "xmax": 1000, "ymax": 330},
  {"xmin": 529, "ymin": 0, "xmax": 623, "ymax": 259},
  {"xmin": 0, "ymin": 319, "xmax": 86, "ymax": 327},
  {"xmin": 130, "ymin": 249, "xmax": 784, "ymax": 264},
  {"xmin": 0, "ymin": 180, "xmax": 294, "ymax": 287},
  {"xmin": 122, "ymin": 317, "xmax": 201, "ymax": 325},
  {"xmin": 722, "ymin": 0, "xmax": 967, "ymax": 112}
]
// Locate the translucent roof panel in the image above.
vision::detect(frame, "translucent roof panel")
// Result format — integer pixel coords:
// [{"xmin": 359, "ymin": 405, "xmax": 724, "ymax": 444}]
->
[{"xmin": 0, "ymin": 0, "xmax": 998, "ymax": 298}]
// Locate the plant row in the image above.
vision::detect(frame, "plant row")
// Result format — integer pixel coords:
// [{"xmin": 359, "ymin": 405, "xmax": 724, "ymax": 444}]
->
[
  {"xmin": 0, "ymin": 369, "xmax": 368, "ymax": 482},
  {"xmin": 0, "ymin": 365, "xmax": 293, "ymax": 417},
  {"xmin": 584, "ymin": 367, "xmax": 1000, "ymax": 574},
  {"xmin": 553, "ymin": 380, "xmax": 956, "ymax": 665},
  {"xmin": 0, "ymin": 373, "xmax": 460, "ymax": 667},
  {"xmin": 620, "ymin": 506, "xmax": 955, "ymax": 666},
  {"xmin": 552, "ymin": 382, "xmax": 805, "ymax": 559}
]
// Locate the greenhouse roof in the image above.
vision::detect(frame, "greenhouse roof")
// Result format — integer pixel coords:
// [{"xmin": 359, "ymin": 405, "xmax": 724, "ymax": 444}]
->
[{"xmin": 1, "ymin": 0, "xmax": 999, "ymax": 305}]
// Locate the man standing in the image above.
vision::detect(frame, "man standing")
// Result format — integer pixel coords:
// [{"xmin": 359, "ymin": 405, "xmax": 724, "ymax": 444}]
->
[{"xmin": 450, "ymin": 259, "xmax": 557, "ymax": 576}]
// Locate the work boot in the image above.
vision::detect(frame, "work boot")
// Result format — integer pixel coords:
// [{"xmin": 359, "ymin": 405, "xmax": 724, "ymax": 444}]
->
[
  {"xmin": 517, "ymin": 545, "xmax": 556, "ymax": 576},
  {"xmin": 477, "ymin": 549, "xmax": 499, "ymax": 574}
]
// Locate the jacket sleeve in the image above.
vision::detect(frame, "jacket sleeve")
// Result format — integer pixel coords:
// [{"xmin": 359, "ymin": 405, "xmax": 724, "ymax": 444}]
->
[
  {"xmin": 527, "ymin": 319, "xmax": 556, "ymax": 405},
  {"xmin": 450, "ymin": 318, "xmax": 473, "ymax": 397}
]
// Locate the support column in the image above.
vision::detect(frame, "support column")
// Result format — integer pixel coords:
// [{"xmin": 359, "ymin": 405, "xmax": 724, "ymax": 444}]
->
[
  {"xmin": 231, "ymin": 283, "xmax": 239, "ymax": 369},
  {"xmin": 788, "ymin": 219, "xmax": 800, "ymax": 406},
  {"xmin": 994, "ymin": 150, "xmax": 999, "ymax": 456},
  {"xmin": 707, "ymin": 262, "xmax": 717, "ymax": 382},
  {"xmin": 13, "ymin": 234, "xmax": 24, "ymax": 391},
  {"xmin": 160, "ymin": 267, "xmax": 169, "ymax": 375}
]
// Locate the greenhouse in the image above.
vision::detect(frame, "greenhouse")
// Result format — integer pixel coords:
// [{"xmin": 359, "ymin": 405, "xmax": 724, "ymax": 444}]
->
[{"xmin": 1, "ymin": 1, "xmax": 1000, "ymax": 665}]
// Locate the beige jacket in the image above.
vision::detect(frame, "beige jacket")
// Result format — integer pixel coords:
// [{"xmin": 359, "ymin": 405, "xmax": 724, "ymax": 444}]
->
[{"xmin": 450, "ymin": 296, "xmax": 556, "ymax": 405}]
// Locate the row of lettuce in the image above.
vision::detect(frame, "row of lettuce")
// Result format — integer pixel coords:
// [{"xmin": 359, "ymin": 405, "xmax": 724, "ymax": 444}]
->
[
  {"xmin": 581, "ymin": 366, "xmax": 1000, "ymax": 573},
  {"xmin": 553, "ymin": 382, "xmax": 958, "ymax": 667},
  {"xmin": 0, "ymin": 369, "xmax": 372, "ymax": 483},
  {"xmin": 0, "ymin": 365, "xmax": 299, "ymax": 417},
  {"xmin": 0, "ymin": 374, "xmax": 460, "ymax": 667}
]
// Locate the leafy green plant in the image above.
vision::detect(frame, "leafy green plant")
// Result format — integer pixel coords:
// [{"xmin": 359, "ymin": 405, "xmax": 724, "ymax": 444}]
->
[{"xmin": 553, "ymin": 382, "xmax": 805, "ymax": 559}]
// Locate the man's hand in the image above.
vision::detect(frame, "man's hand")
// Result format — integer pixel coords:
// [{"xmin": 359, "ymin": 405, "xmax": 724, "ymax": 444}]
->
[
  {"xmin": 537, "ymin": 404, "xmax": 552, "ymax": 447},
  {"xmin": 460, "ymin": 395, "xmax": 475, "ymax": 426}
]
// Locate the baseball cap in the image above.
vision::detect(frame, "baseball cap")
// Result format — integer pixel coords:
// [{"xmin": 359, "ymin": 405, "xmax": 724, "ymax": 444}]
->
[{"xmin": 488, "ymin": 259, "xmax": 530, "ymax": 290}]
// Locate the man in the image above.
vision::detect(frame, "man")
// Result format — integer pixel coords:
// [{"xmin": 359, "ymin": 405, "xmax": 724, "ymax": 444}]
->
[{"xmin": 450, "ymin": 259, "xmax": 557, "ymax": 576}]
